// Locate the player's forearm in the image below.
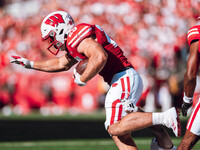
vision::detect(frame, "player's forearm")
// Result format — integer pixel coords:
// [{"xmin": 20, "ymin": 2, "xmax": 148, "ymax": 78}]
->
[
  {"xmin": 33, "ymin": 58, "xmax": 67, "ymax": 72},
  {"xmin": 80, "ymin": 55, "xmax": 107, "ymax": 83},
  {"xmin": 184, "ymin": 73, "xmax": 196, "ymax": 97}
]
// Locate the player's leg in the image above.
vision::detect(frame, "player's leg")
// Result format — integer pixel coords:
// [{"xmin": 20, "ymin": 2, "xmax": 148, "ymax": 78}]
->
[
  {"xmin": 104, "ymin": 69, "xmax": 140, "ymax": 149},
  {"xmin": 178, "ymin": 99, "xmax": 200, "ymax": 150},
  {"xmin": 108, "ymin": 107, "xmax": 181, "ymax": 137},
  {"xmin": 106, "ymin": 68, "xmax": 180, "ymax": 149},
  {"xmin": 137, "ymin": 107, "xmax": 174, "ymax": 149},
  {"xmin": 108, "ymin": 111, "xmax": 152, "ymax": 136},
  {"xmin": 151, "ymin": 137, "xmax": 177, "ymax": 150},
  {"xmin": 118, "ymin": 69, "xmax": 176, "ymax": 149},
  {"xmin": 104, "ymin": 99, "xmax": 138, "ymax": 149},
  {"xmin": 149, "ymin": 125, "xmax": 174, "ymax": 149},
  {"xmin": 106, "ymin": 68, "xmax": 146, "ymax": 136},
  {"xmin": 112, "ymin": 133, "xmax": 138, "ymax": 150}
]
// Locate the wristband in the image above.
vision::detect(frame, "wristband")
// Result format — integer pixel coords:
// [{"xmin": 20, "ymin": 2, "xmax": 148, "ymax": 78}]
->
[{"xmin": 183, "ymin": 92, "xmax": 193, "ymax": 104}]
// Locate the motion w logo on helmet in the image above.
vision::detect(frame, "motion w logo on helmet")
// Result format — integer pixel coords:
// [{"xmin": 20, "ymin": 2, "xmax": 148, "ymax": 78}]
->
[{"xmin": 44, "ymin": 14, "xmax": 64, "ymax": 27}]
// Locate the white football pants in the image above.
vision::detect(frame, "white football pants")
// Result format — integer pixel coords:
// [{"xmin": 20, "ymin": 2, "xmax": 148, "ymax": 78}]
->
[{"xmin": 104, "ymin": 68, "xmax": 143, "ymax": 130}]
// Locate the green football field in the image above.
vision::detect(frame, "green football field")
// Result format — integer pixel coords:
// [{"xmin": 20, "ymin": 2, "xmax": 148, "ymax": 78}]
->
[
  {"xmin": 0, "ymin": 111, "xmax": 199, "ymax": 150},
  {"xmin": 0, "ymin": 138, "xmax": 200, "ymax": 150}
]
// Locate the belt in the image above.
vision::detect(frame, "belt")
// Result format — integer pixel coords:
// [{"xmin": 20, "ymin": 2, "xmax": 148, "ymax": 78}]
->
[{"xmin": 116, "ymin": 66, "xmax": 133, "ymax": 74}]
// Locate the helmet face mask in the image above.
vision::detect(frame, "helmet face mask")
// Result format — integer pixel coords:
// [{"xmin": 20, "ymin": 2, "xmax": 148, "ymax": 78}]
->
[
  {"xmin": 41, "ymin": 11, "xmax": 75, "ymax": 55},
  {"xmin": 43, "ymin": 30, "xmax": 63, "ymax": 55}
]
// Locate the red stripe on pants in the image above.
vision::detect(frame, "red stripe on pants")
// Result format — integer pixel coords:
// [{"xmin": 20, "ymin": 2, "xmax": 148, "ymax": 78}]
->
[
  {"xmin": 110, "ymin": 99, "xmax": 122, "ymax": 125},
  {"xmin": 120, "ymin": 78, "xmax": 125, "ymax": 99},
  {"xmin": 187, "ymin": 101, "xmax": 200, "ymax": 130},
  {"xmin": 118, "ymin": 104, "xmax": 123, "ymax": 121},
  {"xmin": 126, "ymin": 76, "xmax": 130, "ymax": 99}
]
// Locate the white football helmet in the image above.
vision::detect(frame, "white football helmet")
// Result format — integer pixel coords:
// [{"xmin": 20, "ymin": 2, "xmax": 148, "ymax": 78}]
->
[{"xmin": 41, "ymin": 11, "xmax": 75, "ymax": 55}]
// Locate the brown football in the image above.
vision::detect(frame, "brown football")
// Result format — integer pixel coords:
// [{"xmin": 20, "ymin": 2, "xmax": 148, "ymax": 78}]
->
[{"xmin": 75, "ymin": 58, "xmax": 88, "ymax": 75}]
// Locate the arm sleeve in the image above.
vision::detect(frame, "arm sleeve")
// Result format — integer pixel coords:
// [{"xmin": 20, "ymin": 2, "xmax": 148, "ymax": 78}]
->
[{"xmin": 68, "ymin": 25, "xmax": 94, "ymax": 49}]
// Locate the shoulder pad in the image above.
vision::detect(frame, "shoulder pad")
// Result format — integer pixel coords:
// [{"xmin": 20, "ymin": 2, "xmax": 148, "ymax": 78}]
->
[
  {"xmin": 67, "ymin": 24, "xmax": 93, "ymax": 48},
  {"xmin": 187, "ymin": 25, "xmax": 200, "ymax": 45}
]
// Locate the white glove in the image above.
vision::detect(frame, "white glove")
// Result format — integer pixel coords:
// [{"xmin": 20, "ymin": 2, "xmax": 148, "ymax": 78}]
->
[
  {"xmin": 73, "ymin": 68, "xmax": 86, "ymax": 86},
  {"xmin": 182, "ymin": 93, "xmax": 193, "ymax": 117},
  {"xmin": 121, "ymin": 99, "xmax": 138, "ymax": 113},
  {"xmin": 10, "ymin": 56, "xmax": 34, "ymax": 69}
]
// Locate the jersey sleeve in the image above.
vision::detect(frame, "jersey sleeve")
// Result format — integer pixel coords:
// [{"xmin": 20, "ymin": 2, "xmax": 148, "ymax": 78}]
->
[
  {"xmin": 67, "ymin": 23, "xmax": 94, "ymax": 49},
  {"xmin": 187, "ymin": 25, "xmax": 200, "ymax": 45}
]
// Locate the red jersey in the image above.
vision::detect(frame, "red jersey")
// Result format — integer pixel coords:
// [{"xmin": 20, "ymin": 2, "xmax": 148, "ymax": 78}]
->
[
  {"xmin": 187, "ymin": 25, "xmax": 200, "ymax": 52},
  {"xmin": 66, "ymin": 23, "xmax": 132, "ymax": 84}
]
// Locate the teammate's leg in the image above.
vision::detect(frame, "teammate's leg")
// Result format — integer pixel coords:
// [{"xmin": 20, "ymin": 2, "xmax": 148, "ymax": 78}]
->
[
  {"xmin": 178, "ymin": 130, "xmax": 199, "ymax": 150},
  {"xmin": 178, "ymin": 99, "xmax": 200, "ymax": 149}
]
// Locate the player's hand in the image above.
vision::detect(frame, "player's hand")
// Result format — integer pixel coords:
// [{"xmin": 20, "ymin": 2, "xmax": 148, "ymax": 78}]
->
[
  {"xmin": 182, "ymin": 102, "xmax": 192, "ymax": 117},
  {"xmin": 73, "ymin": 68, "xmax": 86, "ymax": 86},
  {"xmin": 10, "ymin": 56, "xmax": 34, "ymax": 69}
]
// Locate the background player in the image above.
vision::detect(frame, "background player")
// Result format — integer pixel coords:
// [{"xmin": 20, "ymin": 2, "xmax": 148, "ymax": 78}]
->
[
  {"xmin": 11, "ymin": 11, "xmax": 180, "ymax": 150},
  {"xmin": 178, "ymin": 19, "xmax": 200, "ymax": 150}
]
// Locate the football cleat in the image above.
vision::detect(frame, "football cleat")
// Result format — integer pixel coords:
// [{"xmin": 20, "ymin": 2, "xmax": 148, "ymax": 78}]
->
[{"xmin": 162, "ymin": 107, "xmax": 181, "ymax": 137}]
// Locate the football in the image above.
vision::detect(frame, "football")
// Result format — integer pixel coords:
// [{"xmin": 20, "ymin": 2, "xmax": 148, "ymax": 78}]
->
[{"xmin": 75, "ymin": 58, "xmax": 88, "ymax": 75}]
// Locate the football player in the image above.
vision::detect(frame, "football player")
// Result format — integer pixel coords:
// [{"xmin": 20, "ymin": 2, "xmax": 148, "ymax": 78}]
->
[
  {"xmin": 11, "ymin": 11, "xmax": 180, "ymax": 150},
  {"xmin": 178, "ymin": 19, "xmax": 200, "ymax": 150}
]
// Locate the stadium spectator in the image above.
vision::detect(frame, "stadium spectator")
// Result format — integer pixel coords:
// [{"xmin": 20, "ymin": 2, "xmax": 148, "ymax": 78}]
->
[{"xmin": 0, "ymin": 0, "xmax": 199, "ymax": 114}]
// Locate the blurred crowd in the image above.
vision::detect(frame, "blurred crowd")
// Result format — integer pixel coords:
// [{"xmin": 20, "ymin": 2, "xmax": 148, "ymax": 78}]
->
[{"xmin": 0, "ymin": 0, "xmax": 199, "ymax": 115}]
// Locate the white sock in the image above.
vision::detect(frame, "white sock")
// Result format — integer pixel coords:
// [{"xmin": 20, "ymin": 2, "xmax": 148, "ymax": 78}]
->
[{"xmin": 152, "ymin": 112, "xmax": 164, "ymax": 125}]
